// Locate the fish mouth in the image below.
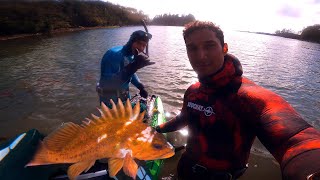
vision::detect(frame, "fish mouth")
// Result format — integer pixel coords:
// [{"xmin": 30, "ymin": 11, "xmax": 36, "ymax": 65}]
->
[
  {"xmin": 140, "ymin": 149, "xmax": 175, "ymax": 160},
  {"xmin": 161, "ymin": 151, "xmax": 175, "ymax": 158},
  {"xmin": 158, "ymin": 145, "xmax": 175, "ymax": 159},
  {"xmin": 145, "ymin": 151, "xmax": 175, "ymax": 160}
]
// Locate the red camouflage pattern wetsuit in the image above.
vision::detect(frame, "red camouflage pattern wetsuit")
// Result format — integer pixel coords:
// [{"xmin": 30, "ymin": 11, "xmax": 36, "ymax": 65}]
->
[{"xmin": 159, "ymin": 54, "xmax": 320, "ymax": 179}]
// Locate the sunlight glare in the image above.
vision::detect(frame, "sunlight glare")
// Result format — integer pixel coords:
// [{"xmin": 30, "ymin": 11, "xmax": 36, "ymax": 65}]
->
[{"xmin": 179, "ymin": 129, "xmax": 189, "ymax": 136}]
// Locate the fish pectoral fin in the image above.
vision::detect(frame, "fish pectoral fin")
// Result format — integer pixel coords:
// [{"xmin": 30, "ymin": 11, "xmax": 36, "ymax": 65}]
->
[
  {"xmin": 108, "ymin": 158, "xmax": 124, "ymax": 177},
  {"xmin": 67, "ymin": 160, "xmax": 96, "ymax": 180},
  {"xmin": 123, "ymin": 153, "xmax": 138, "ymax": 180}
]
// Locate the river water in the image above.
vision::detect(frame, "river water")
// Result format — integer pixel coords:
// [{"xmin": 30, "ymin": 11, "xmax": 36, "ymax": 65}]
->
[{"xmin": 0, "ymin": 26, "xmax": 319, "ymax": 179}]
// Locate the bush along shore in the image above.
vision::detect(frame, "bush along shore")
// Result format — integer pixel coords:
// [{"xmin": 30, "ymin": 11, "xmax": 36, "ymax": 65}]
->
[{"xmin": 239, "ymin": 25, "xmax": 320, "ymax": 44}]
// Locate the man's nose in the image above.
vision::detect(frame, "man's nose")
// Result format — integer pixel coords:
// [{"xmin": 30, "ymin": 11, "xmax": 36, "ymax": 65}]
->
[
  {"xmin": 198, "ymin": 49, "xmax": 207, "ymax": 59},
  {"xmin": 138, "ymin": 44, "xmax": 146, "ymax": 52}
]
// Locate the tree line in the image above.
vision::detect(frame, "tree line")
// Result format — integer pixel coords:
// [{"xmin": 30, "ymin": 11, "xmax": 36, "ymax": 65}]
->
[
  {"xmin": 1, "ymin": 1, "xmax": 318, "ymax": 43},
  {"xmin": 151, "ymin": 14, "xmax": 196, "ymax": 26},
  {"xmin": 0, "ymin": 0, "xmax": 196, "ymax": 36},
  {"xmin": 275, "ymin": 25, "xmax": 320, "ymax": 43},
  {"xmin": 0, "ymin": 0, "xmax": 150, "ymax": 35}
]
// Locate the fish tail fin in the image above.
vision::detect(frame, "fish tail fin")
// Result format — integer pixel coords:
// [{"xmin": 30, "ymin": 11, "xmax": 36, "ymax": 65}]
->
[{"xmin": 26, "ymin": 141, "xmax": 50, "ymax": 166}]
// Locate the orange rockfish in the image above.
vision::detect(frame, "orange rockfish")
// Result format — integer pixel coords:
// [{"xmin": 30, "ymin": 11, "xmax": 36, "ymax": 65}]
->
[{"xmin": 27, "ymin": 99, "xmax": 175, "ymax": 179}]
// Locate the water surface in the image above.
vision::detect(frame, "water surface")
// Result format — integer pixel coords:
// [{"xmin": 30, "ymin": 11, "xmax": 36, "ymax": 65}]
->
[{"xmin": 0, "ymin": 26, "xmax": 319, "ymax": 179}]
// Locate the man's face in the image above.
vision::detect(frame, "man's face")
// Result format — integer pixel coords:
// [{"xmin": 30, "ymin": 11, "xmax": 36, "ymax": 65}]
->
[
  {"xmin": 132, "ymin": 40, "xmax": 148, "ymax": 54},
  {"xmin": 185, "ymin": 29, "xmax": 227, "ymax": 78}
]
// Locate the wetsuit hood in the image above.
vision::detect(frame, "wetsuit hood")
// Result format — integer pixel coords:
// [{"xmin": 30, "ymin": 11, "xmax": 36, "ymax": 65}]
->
[
  {"xmin": 199, "ymin": 54, "xmax": 243, "ymax": 92},
  {"xmin": 122, "ymin": 30, "xmax": 152, "ymax": 56}
]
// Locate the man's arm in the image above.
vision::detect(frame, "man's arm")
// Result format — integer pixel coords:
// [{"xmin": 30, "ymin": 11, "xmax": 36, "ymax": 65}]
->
[
  {"xmin": 156, "ymin": 90, "xmax": 189, "ymax": 133},
  {"xmin": 156, "ymin": 113, "xmax": 188, "ymax": 133},
  {"xmin": 131, "ymin": 74, "xmax": 149, "ymax": 98},
  {"xmin": 243, "ymin": 81, "xmax": 320, "ymax": 179}
]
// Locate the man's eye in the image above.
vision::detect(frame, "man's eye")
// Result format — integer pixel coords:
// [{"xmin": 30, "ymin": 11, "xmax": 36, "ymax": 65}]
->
[
  {"xmin": 187, "ymin": 47, "xmax": 197, "ymax": 51},
  {"xmin": 206, "ymin": 43, "xmax": 216, "ymax": 48}
]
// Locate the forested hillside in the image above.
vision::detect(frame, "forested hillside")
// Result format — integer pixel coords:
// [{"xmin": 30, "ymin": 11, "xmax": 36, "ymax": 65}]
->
[{"xmin": 0, "ymin": 0, "xmax": 149, "ymax": 35}]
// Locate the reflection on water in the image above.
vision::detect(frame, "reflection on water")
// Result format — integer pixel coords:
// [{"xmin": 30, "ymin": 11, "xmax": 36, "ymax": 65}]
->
[{"xmin": 0, "ymin": 26, "xmax": 319, "ymax": 179}]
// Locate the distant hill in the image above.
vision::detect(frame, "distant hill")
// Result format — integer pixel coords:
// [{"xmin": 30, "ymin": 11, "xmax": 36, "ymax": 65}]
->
[
  {"xmin": 0, "ymin": 0, "xmax": 197, "ymax": 38},
  {"xmin": 239, "ymin": 25, "xmax": 320, "ymax": 44},
  {"xmin": 0, "ymin": 0, "xmax": 149, "ymax": 36}
]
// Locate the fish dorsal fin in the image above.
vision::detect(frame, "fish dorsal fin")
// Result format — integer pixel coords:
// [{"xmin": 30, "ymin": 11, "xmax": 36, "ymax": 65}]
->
[
  {"xmin": 67, "ymin": 160, "xmax": 96, "ymax": 180},
  {"xmin": 108, "ymin": 158, "xmax": 124, "ymax": 177},
  {"xmin": 137, "ymin": 110, "xmax": 146, "ymax": 123},
  {"xmin": 89, "ymin": 99, "xmax": 141, "ymax": 125},
  {"xmin": 123, "ymin": 153, "xmax": 138, "ymax": 179},
  {"xmin": 131, "ymin": 101, "xmax": 140, "ymax": 120},
  {"xmin": 44, "ymin": 122, "xmax": 82, "ymax": 151}
]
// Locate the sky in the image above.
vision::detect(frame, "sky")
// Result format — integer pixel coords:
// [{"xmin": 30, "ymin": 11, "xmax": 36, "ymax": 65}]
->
[{"xmin": 105, "ymin": 0, "xmax": 320, "ymax": 33}]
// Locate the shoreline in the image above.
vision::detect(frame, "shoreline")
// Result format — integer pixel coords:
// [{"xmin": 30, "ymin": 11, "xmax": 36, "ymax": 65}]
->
[{"xmin": 0, "ymin": 26, "xmax": 119, "ymax": 41}]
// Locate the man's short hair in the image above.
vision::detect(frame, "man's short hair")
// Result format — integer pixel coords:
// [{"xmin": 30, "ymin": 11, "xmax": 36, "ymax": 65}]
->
[{"xmin": 183, "ymin": 21, "xmax": 224, "ymax": 47}]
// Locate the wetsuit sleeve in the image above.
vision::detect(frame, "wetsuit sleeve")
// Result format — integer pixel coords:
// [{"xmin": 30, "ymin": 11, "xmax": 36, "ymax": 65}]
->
[
  {"xmin": 158, "ymin": 91, "xmax": 189, "ymax": 133},
  {"xmin": 242, "ymin": 82, "xmax": 320, "ymax": 179},
  {"xmin": 131, "ymin": 73, "xmax": 142, "ymax": 88}
]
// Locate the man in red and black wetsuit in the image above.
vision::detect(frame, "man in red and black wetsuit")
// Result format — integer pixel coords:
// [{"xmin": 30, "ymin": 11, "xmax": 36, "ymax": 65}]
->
[{"xmin": 155, "ymin": 21, "xmax": 320, "ymax": 180}]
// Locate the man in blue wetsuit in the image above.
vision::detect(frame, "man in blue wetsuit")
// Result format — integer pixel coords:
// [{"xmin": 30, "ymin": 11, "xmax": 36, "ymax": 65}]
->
[{"xmin": 97, "ymin": 30, "xmax": 154, "ymax": 107}]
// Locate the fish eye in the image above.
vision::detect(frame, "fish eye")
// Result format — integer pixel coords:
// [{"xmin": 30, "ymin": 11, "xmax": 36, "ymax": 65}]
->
[{"xmin": 152, "ymin": 143, "xmax": 163, "ymax": 150}]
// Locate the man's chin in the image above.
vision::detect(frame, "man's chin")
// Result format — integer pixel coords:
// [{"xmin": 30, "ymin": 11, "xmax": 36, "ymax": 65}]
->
[{"xmin": 195, "ymin": 70, "xmax": 209, "ymax": 78}]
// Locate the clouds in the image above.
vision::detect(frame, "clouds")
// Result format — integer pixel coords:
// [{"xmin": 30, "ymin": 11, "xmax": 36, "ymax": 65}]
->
[
  {"xmin": 314, "ymin": 0, "xmax": 320, "ymax": 4},
  {"xmin": 277, "ymin": 4, "xmax": 301, "ymax": 18},
  {"xmin": 105, "ymin": 0, "xmax": 320, "ymax": 33}
]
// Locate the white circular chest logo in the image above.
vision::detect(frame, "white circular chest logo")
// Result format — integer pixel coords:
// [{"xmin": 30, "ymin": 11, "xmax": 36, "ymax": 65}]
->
[
  {"xmin": 204, "ymin": 106, "xmax": 214, "ymax": 116},
  {"xmin": 123, "ymin": 57, "xmax": 130, "ymax": 66}
]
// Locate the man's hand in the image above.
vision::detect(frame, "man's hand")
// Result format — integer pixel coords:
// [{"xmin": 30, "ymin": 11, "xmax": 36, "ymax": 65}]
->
[
  {"xmin": 133, "ymin": 50, "xmax": 155, "ymax": 69},
  {"xmin": 136, "ymin": 83, "xmax": 148, "ymax": 98},
  {"xmin": 155, "ymin": 125, "xmax": 162, "ymax": 133},
  {"xmin": 121, "ymin": 50, "xmax": 155, "ymax": 81},
  {"xmin": 139, "ymin": 88, "xmax": 148, "ymax": 98}
]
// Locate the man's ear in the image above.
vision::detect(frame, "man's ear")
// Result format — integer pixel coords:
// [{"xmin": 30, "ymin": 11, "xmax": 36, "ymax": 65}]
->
[{"xmin": 223, "ymin": 43, "xmax": 228, "ymax": 55}]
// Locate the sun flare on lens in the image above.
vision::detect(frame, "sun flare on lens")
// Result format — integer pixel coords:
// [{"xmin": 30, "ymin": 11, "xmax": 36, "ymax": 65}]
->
[{"xmin": 179, "ymin": 129, "xmax": 189, "ymax": 136}]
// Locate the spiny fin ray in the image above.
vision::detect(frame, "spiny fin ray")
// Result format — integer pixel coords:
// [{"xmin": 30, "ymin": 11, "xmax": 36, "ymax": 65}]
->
[
  {"xmin": 117, "ymin": 98, "xmax": 125, "ymax": 118},
  {"xmin": 137, "ymin": 111, "xmax": 146, "ymax": 122},
  {"xmin": 124, "ymin": 99, "xmax": 132, "ymax": 119},
  {"xmin": 101, "ymin": 102, "xmax": 113, "ymax": 119},
  {"xmin": 83, "ymin": 99, "xmax": 141, "ymax": 128},
  {"xmin": 110, "ymin": 99, "xmax": 119, "ymax": 119},
  {"xmin": 131, "ymin": 102, "xmax": 140, "ymax": 121}
]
